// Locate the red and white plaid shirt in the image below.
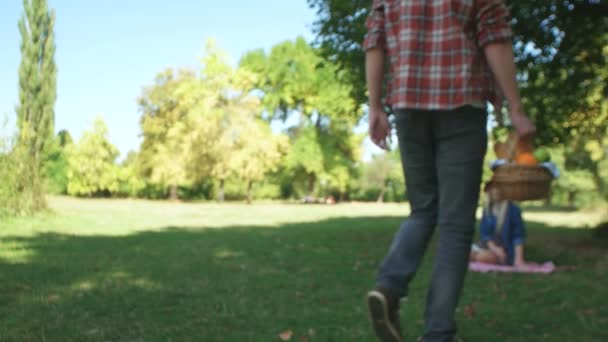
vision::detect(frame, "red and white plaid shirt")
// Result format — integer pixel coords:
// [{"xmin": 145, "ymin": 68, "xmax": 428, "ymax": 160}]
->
[{"xmin": 364, "ymin": 0, "xmax": 513, "ymax": 110}]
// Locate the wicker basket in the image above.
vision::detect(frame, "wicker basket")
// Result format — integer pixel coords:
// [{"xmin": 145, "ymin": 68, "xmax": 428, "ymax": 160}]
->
[
  {"xmin": 489, "ymin": 109, "xmax": 554, "ymax": 201},
  {"xmin": 491, "ymin": 163, "xmax": 553, "ymax": 201}
]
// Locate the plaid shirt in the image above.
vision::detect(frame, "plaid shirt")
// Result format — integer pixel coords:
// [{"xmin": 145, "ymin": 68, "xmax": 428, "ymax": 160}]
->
[{"xmin": 364, "ymin": 0, "xmax": 513, "ymax": 110}]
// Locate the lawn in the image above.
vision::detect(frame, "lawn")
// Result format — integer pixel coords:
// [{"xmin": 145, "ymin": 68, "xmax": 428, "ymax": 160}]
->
[{"xmin": 0, "ymin": 197, "xmax": 606, "ymax": 341}]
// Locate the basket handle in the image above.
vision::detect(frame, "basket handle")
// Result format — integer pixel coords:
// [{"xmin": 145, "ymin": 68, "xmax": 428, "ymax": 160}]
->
[{"xmin": 505, "ymin": 133, "xmax": 518, "ymax": 162}]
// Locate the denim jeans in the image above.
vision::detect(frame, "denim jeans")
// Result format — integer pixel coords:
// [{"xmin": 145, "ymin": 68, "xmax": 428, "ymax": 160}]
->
[{"xmin": 376, "ymin": 106, "xmax": 487, "ymax": 342}]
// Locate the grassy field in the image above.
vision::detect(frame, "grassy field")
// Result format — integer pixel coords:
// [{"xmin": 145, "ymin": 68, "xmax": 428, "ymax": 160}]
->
[{"xmin": 0, "ymin": 197, "xmax": 606, "ymax": 341}]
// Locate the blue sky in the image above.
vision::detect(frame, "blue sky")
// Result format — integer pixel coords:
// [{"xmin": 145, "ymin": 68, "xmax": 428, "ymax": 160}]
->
[{"xmin": 0, "ymin": 0, "xmax": 329, "ymax": 156}]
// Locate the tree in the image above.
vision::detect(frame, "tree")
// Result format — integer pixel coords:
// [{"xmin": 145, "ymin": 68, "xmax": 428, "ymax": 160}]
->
[
  {"xmin": 138, "ymin": 40, "xmax": 286, "ymax": 202},
  {"xmin": 66, "ymin": 117, "xmax": 120, "ymax": 197},
  {"xmin": 230, "ymin": 109, "xmax": 288, "ymax": 203},
  {"xmin": 116, "ymin": 151, "xmax": 145, "ymax": 198},
  {"xmin": 16, "ymin": 0, "xmax": 57, "ymax": 210},
  {"xmin": 138, "ymin": 68, "xmax": 196, "ymax": 200},
  {"xmin": 193, "ymin": 42, "xmax": 240, "ymax": 202},
  {"xmin": 0, "ymin": 131, "xmax": 24, "ymax": 217},
  {"xmin": 240, "ymin": 38, "xmax": 362, "ymax": 198},
  {"xmin": 364, "ymin": 152, "xmax": 400, "ymax": 202},
  {"xmin": 549, "ymin": 147, "xmax": 597, "ymax": 207},
  {"xmin": 283, "ymin": 125, "xmax": 325, "ymax": 196},
  {"xmin": 307, "ymin": 0, "xmax": 370, "ymax": 105},
  {"xmin": 44, "ymin": 130, "xmax": 72, "ymax": 194}
]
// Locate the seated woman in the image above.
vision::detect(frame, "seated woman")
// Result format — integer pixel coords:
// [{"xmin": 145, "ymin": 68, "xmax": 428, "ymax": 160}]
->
[{"xmin": 470, "ymin": 182, "xmax": 527, "ymax": 267}]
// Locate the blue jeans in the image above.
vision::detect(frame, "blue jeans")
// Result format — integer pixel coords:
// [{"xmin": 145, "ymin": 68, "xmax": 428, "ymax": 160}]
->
[{"xmin": 376, "ymin": 106, "xmax": 487, "ymax": 342}]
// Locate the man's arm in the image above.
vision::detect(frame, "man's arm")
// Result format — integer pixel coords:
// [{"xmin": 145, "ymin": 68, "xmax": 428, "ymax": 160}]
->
[
  {"xmin": 476, "ymin": 0, "xmax": 536, "ymax": 137},
  {"xmin": 484, "ymin": 43, "xmax": 535, "ymax": 137},
  {"xmin": 363, "ymin": 1, "xmax": 390, "ymax": 149},
  {"xmin": 366, "ymin": 48, "xmax": 390, "ymax": 150},
  {"xmin": 366, "ymin": 48, "xmax": 385, "ymax": 111},
  {"xmin": 484, "ymin": 43, "xmax": 521, "ymax": 112}
]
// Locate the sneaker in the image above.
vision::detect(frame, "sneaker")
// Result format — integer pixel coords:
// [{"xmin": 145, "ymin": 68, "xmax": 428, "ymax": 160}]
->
[{"xmin": 367, "ymin": 287, "xmax": 402, "ymax": 342}]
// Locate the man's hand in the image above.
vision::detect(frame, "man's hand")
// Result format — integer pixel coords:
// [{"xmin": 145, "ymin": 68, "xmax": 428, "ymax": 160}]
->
[
  {"xmin": 369, "ymin": 106, "xmax": 391, "ymax": 150},
  {"xmin": 510, "ymin": 107, "xmax": 536, "ymax": 138},
  {"xmin": 483, "ymin": 42, "xmax": 537, "ymax": 139}
]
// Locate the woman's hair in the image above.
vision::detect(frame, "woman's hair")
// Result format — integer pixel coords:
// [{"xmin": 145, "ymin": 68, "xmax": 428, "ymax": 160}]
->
[{"xmin": 483, "ymin": 181, "xmax": 503, "ymax": 214}]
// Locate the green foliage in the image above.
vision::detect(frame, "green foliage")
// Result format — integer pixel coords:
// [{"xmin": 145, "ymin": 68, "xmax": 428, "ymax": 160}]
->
[
  {"xmin": 510, "ymin": 2, "xmax": 608, "ymax": 145},
  {"xmin": 240, "ymin": 37, "xmax": 360, "ymax": 125},
  {"xmin": 240, "ymin": 38, "xmax": 362, "ymax": 198},
  {"xmin": 284, "ymin": 125, "xmax": 324, "ymax": 179},
  {"xmin": 15, "ymin": 0, "xmax": 58, "ymax": 210},
  {"xmin": 136, "ymin": 40, "xmax": 296, "ymax": 202},
  {"xmin": 0, "ymin": 133, "xmax": 32, "ymax": 217},
  {"xmin": 138, "ymin": 68, "xmax": 197, "ymax": 198},
  {"xmin": 229, "ymin": 111, "xmax": 288, "ymax": 202},
  {"xmin": 548, "ymin": 146, "xmax": 599, "ymax": 207},
  {"xmin": 43, "ymin": 131, "xmax": 72, "ymax": 194},
  {"xmin": 65, "ymin": 117, "xmax": 121, "ymax": 197},
  {"xmin": 351, "ymin": 150, "xmax": 404, "ymax": 202},
  {"xmin": 307, "ymin": 0, "xmax": 370, "ymax": 105},
  {"xmin": 115, "ymin": 153, "xmax": 146, "ymax": 198}
]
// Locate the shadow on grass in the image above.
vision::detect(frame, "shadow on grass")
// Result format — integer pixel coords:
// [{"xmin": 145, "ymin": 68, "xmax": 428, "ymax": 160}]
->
[{"xmin": 0, "ymin": 216, "xmax": 606, "ymax": 342}]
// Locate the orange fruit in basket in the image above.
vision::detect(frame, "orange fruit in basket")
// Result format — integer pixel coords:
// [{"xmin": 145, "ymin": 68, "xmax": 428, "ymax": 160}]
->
[{"xmin": 515, "ymin": 152, "xmax": 538, "ymax": 165}]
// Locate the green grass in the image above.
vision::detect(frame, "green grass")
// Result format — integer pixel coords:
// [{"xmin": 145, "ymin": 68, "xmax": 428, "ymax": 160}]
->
[{"xmin": 0, "ymin": 197, "xmax": 606, "ymax": 341}]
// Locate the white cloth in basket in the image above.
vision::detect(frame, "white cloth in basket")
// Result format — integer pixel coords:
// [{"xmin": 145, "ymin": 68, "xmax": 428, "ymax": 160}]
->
[{"xmin": 489, "ymin": 159, "xmax": 560, "ymax": 179}]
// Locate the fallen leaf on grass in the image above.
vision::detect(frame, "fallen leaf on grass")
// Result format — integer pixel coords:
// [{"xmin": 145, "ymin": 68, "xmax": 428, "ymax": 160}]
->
[
  {"xmin": 47, "ymin": 294, "xmax": 60, "ymax": 303},
  {"xmin": 583, "ymin": 309, "xmax": 596, "ymax": 316},
  {"xmin": 464, "ymin": 304, "xmax": 476, "ymax": 318},
  {"xmin": 279, "ymin": 330, "xmax": 293, "ymax": 341},
  {"xmin": 298, "ymin": 336, "xmax": 309, "ymax": 342},
  {"xmin": 86, "ymin": 329, "xmax": 99, "ymax": 335}
]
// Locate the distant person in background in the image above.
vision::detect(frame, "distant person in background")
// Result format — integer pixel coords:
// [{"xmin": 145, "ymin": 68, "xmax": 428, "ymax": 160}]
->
[
  {"xmin": 363, "ymin": 0, "xmax": 536, "ymax": 341},
  {"xmin": 470, "ymin": 183, "xmax": 527, "ymax": 267}
]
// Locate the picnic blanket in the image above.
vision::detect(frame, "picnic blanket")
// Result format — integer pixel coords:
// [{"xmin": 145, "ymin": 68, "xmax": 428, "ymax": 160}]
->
[{"xmin": 469, "ymin": 261, "xmax": 556, "ymax": 274}]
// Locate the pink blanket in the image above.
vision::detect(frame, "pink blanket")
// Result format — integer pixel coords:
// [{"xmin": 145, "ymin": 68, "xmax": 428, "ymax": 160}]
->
[{"xmin": 469, "ymin": 261, "xmax": 556, "ymax": 274}]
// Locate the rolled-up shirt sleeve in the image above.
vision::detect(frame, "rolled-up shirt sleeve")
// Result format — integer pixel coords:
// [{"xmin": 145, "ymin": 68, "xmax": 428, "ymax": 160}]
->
[
  {"xmin": 363, "ymin": 0, "xmax": 386, "ymax": 50},
  {"xmin": 475, "ymin": 0, "xmax": 513, "ymax": 47}
]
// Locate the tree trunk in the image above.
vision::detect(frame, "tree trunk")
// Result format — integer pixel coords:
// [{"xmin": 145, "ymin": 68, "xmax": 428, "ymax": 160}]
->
[
  {"xmin": 169, "ymin": 183, "xmax": 178, "ymax": 201},
  {"xmin": 29, "ymin": 152, "xmax": 46, "ymax": 211},
  {"xmin": 307, "ymin": 173, "xmax": 316, "ymax": 197},
  {"xmin": 376, "ymin": 185, "xmax": 386, "ymax": 203},
  {"xmin": 544, "ymin": 188, "xmax": 552, "ymax": 207},
  {"xmin": 590, "ymin": 162, "xmax": 608, "ymax": 201},
  {"xmin": 218, "ymin": 179, "xmax": 225, "ymax": 202},
  {"xmin": 567, "ymin": 190, "xmax": 576, "ymax": 208},
  {"xmin": 316, "ymin": 113, "xmax": 322, "ymax": 129},
  {"xmin": 247, "ymin": 180, "xmax": 253, "ymax": 204}
]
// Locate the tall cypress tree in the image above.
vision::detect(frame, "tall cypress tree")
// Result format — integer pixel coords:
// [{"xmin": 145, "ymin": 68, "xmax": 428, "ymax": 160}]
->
[{"xmin": 16, "ymin": 0, "xmax": 57, "ymax": 210}]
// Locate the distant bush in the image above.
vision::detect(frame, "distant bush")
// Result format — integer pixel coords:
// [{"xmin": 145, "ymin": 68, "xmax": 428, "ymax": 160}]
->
[{"xmin": 0, "ymin": 136, "xmax": 31, "ymax": 217}]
